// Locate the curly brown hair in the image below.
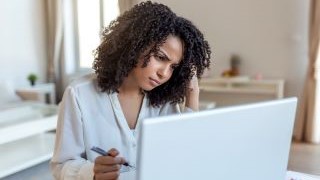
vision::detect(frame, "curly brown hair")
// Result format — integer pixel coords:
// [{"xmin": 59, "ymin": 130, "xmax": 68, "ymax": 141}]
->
[{"xmin": 93, "ymin": 1, "xmax": 211, "ymax": 107}]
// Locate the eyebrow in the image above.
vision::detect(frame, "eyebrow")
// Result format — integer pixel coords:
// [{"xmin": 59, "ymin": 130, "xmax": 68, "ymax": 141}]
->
[
  {"xmin": 157, "ymin": 47, "xmax": 181, "ymax": 66},
  {"xmin": 157, "ymin": 49, "xmax": 171, "ymax": 62}
]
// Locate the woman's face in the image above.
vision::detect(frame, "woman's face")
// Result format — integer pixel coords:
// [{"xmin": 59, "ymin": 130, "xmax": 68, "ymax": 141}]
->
[{"xmin": 130, "ymin": 35, "xmax": 183, "ymax": 91}]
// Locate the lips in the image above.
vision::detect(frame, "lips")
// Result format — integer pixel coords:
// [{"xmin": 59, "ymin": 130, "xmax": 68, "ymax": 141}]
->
[{"xmin": 149, "ymin": 78, "xmax": 161, "ymax": 86}]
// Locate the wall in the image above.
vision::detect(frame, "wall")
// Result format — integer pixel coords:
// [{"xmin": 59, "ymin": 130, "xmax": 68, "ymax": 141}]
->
[
  {"xmin": 139, "ymin": 0, "xmax": 309, "ymax": 99},
  {"xmin": 0, "ymin": 0, "xmax": 310, "ymax": 100},
  {"xmin": 0, "ymin": 0, "xmax": 46, "ymax": 88}
]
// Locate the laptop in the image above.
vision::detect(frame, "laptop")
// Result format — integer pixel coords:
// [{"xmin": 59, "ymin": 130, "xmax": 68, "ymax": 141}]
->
[{"xmin": 136, "ymin": 98, "xmax": 297, "ymax": 180}]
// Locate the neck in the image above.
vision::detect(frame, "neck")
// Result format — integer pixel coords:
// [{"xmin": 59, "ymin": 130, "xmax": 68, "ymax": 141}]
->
[{"xmin": 118, "ymin": 77, "xmax": 142, "ymax": 96}]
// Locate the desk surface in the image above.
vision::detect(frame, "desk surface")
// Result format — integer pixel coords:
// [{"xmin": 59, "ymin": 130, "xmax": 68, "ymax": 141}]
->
[{"xmin": 286, "ymin": 171, "xmax": 320, "ymax": 180}]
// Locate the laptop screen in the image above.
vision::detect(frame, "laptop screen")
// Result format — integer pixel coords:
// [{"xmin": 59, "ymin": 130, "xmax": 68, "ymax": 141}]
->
[{"xmin": 136, "ymin": 98, "xmax": 297, "ymax": 180}]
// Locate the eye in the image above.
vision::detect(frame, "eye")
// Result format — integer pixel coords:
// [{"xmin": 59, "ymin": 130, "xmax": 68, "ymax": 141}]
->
[
  {"xmin": 154, "ymin": 54, "xmax": 167, "ymax": 61},
  {"xmin": 171, "ymin": 64, "xmax": 179, "ymax": 70}
]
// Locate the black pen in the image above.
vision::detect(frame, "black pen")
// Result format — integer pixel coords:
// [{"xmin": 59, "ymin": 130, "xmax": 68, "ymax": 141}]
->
[{"xmin": 91, "ymin": 146, "xmax": 134, "ymax": 168}]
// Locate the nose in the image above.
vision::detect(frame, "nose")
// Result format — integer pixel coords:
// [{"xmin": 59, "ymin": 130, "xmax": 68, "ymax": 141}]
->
[{"xmin": 157, "ymin": 65, "xmax": 171, "ymax": 79}]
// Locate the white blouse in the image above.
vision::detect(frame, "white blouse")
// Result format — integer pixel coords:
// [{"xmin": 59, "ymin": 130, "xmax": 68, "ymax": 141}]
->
[{"xmin": 50, "ymin": 74, "xmax": 186, "ymax": 180}]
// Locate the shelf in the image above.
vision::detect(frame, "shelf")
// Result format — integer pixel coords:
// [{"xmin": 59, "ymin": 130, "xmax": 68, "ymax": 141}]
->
[
  {"xmin": 16, "ymin": 83, "xmax": 56, "ymax": 104},
  {"xmin": 200, "ymin": 77, "xmax": 285, "ymax": 99},
  {"xmin": 0, "ymin": 133, "xmax": 55, "ymax": 178},
  {"xmin": 0, "ymin": 104, "xmax": 57, "ymax": 145},
  {"xmin": 0, "ymin": 114, "xmax": 57, "ymax": 145},
  {"xmin": 200, "ymin": 86, "xmax": 277, "ymax": 95},
  {"xmin": 200, "ymin": 76, "xmax": 283, "ymax": 83},
  {"xmin": 201, "ymin": 76, "xmax": 251, "ymax": 84}
]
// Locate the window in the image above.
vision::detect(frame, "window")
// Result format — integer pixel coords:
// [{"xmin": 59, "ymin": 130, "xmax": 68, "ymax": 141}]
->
[{"xmin": 76, "ymin": 0, "xmax": 119, "ymax": 69}]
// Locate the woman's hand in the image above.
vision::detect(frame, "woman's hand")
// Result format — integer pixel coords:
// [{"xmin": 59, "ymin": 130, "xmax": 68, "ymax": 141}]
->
[
  {"xmin": 185, "ymin": 70, "xmax": 200, "ymax": 111},
  {"xmin": 93, "ymin": 148, "xmax": 125, "ymax": 180}
]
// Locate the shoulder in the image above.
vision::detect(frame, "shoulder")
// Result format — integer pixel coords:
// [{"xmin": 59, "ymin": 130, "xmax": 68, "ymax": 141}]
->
[
  {"xmin": 67, "ymin": 73, "xmax": 99, "ymax": 91},
  {"xmin": 158, "ymin": 102, "xmax": 193, "ymax": 114},
  {"xmin": 63, "ymin": 73, "xmax": 102, "ymax": 98},
  {"xmin": 158, "ymin": 102, "xmax": 181, "ymax": 115}
]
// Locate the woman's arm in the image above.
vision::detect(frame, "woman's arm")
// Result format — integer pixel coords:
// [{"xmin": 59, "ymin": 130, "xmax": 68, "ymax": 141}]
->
[
  {"xmin": 185, "ymin": 74, "xmax": 200, "ymax": 111},
  {"xmin": 50, "ymin": 86, "xmax": 95, "ymax": 180}
]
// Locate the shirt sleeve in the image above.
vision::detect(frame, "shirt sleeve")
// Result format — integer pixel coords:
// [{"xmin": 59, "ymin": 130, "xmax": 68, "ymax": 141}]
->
[
  {"xmin": 50, "ymin": 86, "xmax": 94, "ymax": 180},
  {"xmin": 159, "ymin": 103, "xmax": 193, "ymax": 115},
  {"xmin": 183, "ymin": 106, "xmax": 193, "ymax": 113}
]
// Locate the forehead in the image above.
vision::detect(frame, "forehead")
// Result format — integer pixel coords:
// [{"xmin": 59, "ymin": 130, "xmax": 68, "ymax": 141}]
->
[{"xmin": 159, "ymin": 35, "xmax": 183, "ymax": 64}]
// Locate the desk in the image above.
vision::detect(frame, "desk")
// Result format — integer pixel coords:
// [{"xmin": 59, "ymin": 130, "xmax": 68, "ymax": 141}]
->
[
  {"xmin": 286, "ymin": 171, "xmax": 320, "ymax": 179},
  {"xmin": 16, "ymin": 83, "xmax": 56, "ymax": 104},
  {"xmin": 0, "ymin": 104, "xmax": 57, "ymax": 178}
]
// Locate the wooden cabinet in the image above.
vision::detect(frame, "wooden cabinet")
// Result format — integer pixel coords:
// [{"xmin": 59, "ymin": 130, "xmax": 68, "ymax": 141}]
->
[{"xmin": 199, "ymin": 77, "xmax": 285, "ymax": 107}]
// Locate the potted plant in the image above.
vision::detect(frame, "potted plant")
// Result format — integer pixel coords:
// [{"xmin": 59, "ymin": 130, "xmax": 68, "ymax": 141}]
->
[{"xmin": 27, "ymin": 73, "xmax": 38, "ymax": 86}]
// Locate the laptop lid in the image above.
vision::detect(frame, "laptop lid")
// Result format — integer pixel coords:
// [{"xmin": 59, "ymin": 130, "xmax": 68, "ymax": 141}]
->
[{"xmin": 136, "ymin": 98, "xmax": 297, "ymax": 180}]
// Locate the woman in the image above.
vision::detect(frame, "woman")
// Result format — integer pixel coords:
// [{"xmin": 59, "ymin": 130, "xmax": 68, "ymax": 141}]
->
[{"xmin": 50, "ymin": 1, "xmax": 211, "ymax": 180}]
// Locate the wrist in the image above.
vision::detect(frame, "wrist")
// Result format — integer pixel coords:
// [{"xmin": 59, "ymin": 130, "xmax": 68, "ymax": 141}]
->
[
  {"xmin": 186, "ymin": 87, "xmax": 200, "ymax": 97},
  {"xmin": 185, "ymin": 89, "xmax": 199, "ymax": 111}
]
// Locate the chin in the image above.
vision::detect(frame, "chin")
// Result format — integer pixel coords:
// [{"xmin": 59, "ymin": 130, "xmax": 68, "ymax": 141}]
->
[
  {"xmin": 142, "ymin": 87, "xmax": 155, "ymax": 91},
  {"xmin": 141, "ymin": 84, "xmax": 157, "ymax": 91},
  {"xmin": 140, "ymin": 80, "xmax": 161, "ymax": 91}
]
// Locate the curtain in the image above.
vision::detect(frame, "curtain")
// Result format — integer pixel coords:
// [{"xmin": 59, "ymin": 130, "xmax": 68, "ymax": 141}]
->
[
  {"xmin": 294, "ymin": 0, "xmax": 320, "ymax": 143},
  {"xmin": 44, "ymin": 0, "xmax": 64, "ymax": 104}
]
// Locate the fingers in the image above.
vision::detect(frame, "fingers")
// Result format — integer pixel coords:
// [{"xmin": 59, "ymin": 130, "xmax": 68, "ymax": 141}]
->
[
  {"xmin": 190, "ymin": 65, "xmax": 197, "ymax": 77},
  {"xmin": 94, "ymin": 171, "xmax": 120, "ymax": 180},
  {"xmin": 188, "ymin": 67, "xmax": 199, "ymax": 90},
  {"xmin": 94, "ymin": 148, "xmax": 125, "ymax": 180},
  {"xmin": 107, "ymin": 148, "xmax": 119, "ymax": 157},
  {"xmin": 94, "ymin": 163, "xmax": 121, "ymax": 173},
  {"xmin": 185, "ymin": 67, "xmax": 200, "ymax": 111},
  {"xmin": 188, "ymin": 74, "xmax": 199, "ymax": 93},
  {"xmin": 95, "ymin": 156, "xmax": 124, "ymax": 166}
]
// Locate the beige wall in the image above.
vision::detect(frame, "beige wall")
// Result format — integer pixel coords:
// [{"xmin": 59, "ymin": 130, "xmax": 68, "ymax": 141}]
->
[
  {"xmin": 138, "ymin": 0, "xmax": 309, "ymax": 99},
  {"xmin": 0, "ymin": 0, "xmax": 310, "ymax": 99},
  {"xmin": 0, "ymin": 0, "xmax": 46, "ymax": 87}
]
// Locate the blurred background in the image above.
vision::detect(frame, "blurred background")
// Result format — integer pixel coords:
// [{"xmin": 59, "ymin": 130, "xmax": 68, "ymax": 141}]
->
[{"xmin": 0, "ymin": 0, "xmax": 319, "ymax": 179}]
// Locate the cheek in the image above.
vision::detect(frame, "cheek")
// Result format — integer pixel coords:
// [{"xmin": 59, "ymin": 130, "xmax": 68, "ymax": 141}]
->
[
  {"xmin": 144, "ymin": 59, "xmax": 158, "ymax": 72},
  {"xmin": 133, "ymin": 67, "xmax": 151, "ymax": 81},
  {"xmin": 166, "ymin": 72, "xmax": 174, "ymax": 81}
]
